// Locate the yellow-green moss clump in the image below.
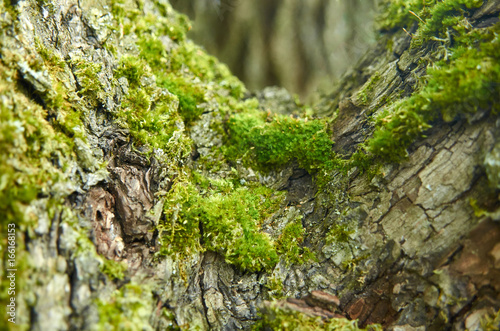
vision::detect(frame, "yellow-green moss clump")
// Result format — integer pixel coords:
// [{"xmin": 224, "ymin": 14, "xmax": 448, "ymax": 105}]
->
[
  {"xmin": 100, "ymin": 259, "xmax": 128, "ymax": 280},
  {"xmin": 157, "ymin": 173, "xmax": 288, "ymax": 272}
]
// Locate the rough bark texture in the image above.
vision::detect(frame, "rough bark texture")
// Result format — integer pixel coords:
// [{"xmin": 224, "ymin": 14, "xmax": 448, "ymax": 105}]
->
[{"xmin": 1, "ymin": 0, "xmax": 500, "ymax": 330}]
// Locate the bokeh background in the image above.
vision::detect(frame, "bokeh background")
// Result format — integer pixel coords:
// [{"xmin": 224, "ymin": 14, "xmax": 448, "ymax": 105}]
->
[{"xmin": 170, "ymin": 0, "xmax": 380, "ymax": 100}]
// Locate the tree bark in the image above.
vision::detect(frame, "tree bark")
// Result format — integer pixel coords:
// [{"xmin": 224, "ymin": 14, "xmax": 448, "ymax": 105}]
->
[{"xmin": 0, "ymin": 0, "xmax": 499, "ymax": 330}]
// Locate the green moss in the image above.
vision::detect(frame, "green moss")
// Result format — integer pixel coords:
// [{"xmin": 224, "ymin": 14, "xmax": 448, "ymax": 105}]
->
[
  {"xmin": 367, "ymin": 19, "xmax": 500, "ymax": 161},
  {"xmin": 35, "ymin": 38, "xmax": 66, "ymax": 71},
  {"xmin": 377, "ymin": 0, "xmax": 432, "ymax": 31},
  {"xmin": 135, "ymin": 35, "xmax": 243, "ymax": 125},
  {"xmin": 411, "ymin": 0, "xmax": 483, "ymax": 46},
  {"xmin": 118, "ymin": 90, "xmax": 191, "ymax": 153},
  {"xmin": 113, "ymin": 54, "xmax": 192, "ymax": 154},
  {"xmin": 266, "ymin": 277, "xmax": 285, "ymax": 299},
  {"xmin": 0, "ymin": 61, "xmax": 74, "ymax": 227},
  {"xmin": 158, "ymin": 74, "xmax": 206, "ymax": 125},
  {"xmin": 169, "ymin": 42, "xmax": 244, "ymax": 98},
  {"xmin": 276, "ymin": 217, "xmax": 316, "ymax": 265},
  {"xmin": 377, "ymin": 0, "xmax": 481, "ymax": 33},
  {"xmin": 158, "ymin": 174, "xmax": 285, "ymax": 272},
  {"xmin": 137, "ymin": 36, "xmax": 168, "ymax": 69},
  {"xmin": 100, "ymin": 259, "xmax": 128, "ymax": 280},
  {"xmin": 163, "ymin": 13, "xmax": 191, "ymax": 42},
  {"xmin": 0, "ymin": 52, "xmax": 85, "ymax": 326},
  {"xmin": 96, "ymin": 283, "xmax": 155, "ymax": 331},
  {"xmin": 70, "ymin": 57, "xmax": 106, "ymax": 107},
  {"xmin": 107, "ymin": 2, "xmax": 278, "ymax": 273},
  {"xmin": 225, "ymin": 106, "xmax": 334, "ymax": 172},
  {"xmin": 326, "ymin": 223, "xmax": 355, "ymax": 244},
  {"xmin": 156, "ymin": 178, "xmax": 202, "ymax": 257},
  {"xmin": 114, "ymin": 55, "xmax": 149, "ymax": 87},
  {"xmin": 355, "ymin": 72, "xmax": 381, "ymax": 106},
  {"xmin": 113, "ymin": 0, "xmax": 191, "ymax": 41},
  {"xmin": 26, "ymin": 41, "xmax": 86, "ymax": 142},
  {"xmin": 254, "ymin": 301, "xmax": 382, "ymax": 331},
  {"xmin": 153, "ymin": 0, "xmax": 192, "ymax": 41}
]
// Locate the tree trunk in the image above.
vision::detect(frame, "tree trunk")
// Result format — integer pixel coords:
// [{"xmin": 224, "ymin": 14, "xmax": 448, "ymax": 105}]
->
[
  {"xmin": 0, "ymin": 0, "xmax": 499, "ymax": 330},
  {"xmin": 170, "ymin": 0, "xmax": 379, "ymax": 100}
]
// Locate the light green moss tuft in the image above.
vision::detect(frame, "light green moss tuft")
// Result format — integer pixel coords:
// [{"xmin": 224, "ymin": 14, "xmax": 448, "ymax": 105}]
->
[
  {"xmin": 100, "ymin": 259, "xmax": 128, "ymax": 280},
  {"xmin": 276, "ymin": 217, "xmax": 316, "ymax": 266}
]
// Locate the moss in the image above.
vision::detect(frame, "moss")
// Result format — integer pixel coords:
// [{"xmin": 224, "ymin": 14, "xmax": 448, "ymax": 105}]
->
[
  {"xmin": 481, "ymin": 309, "xmax": 500, "ymax": 330},
  {"xmin": 135, "ymin": 35, "xmax": 242, "ymax": 125},
  {"xmin": 100, "ymin": 259, "xmax": 128, "ymax": 280},
  {"xmin": 114, "ymin": 54, "xmax": 192, "ymax": 154},
  {"xmin": 35, "ymin": 38, "xmax": 66, "ymax": 71},
  {"xmin": 275, "ymin": 217, "xmax": 316, "ymax": 266},
  {"xmin": 70, "ymin": 57, "xmax": 105, "ymax": 102},
  {"xmin": 326, "ymin": 223, "xmax": 355, "ymax": 244},
  {"xmin": 136, "ymin": 12, "xmax": 191, "ymax": 41},
  {"xmin": 107, "ymin": 0, "xmax": 283, "ymax": 273},
  {"xmin": 376, "ymin": 0, "xmax": 431, "ymax": 31},
  {"xmin": 96, "ymin": 283, "xmax": 155, "ymax": 331},
  {"xmin": 410, "ymin": 0, "xmax": 483, "ymax": 46},
  {"xmin": 367, "ymin": 17, "xmax": 500, "ymax": 161},
  {"xmin": 112, "ymin": 0, "xmax": 191, "ymax": 41},
  {"xmin": 0, "ymin": 0, "xmax": 266, "ymax": 326},
  {"xmin": 152, "ymin": 0, "xmax": 193, "ymax": 41},
  {"xmin": 156, "ymin": 178, "xmax": 202, "ymax": 257},
  {"xmin": 0, "ymin": 60, "xmax": 74, "ymax": 227},
  {"xmin": 225, "ymin": 106, "xmax": 334, "ymax": 173},
  {"xmin": 355, "ymin": 72, "xmax": 381, "ymax": 106},
  {"xmin": 158, "ymin": 173, "xmax": 285, "ymax": 272},
  {"xmin": 377, "ymin": 0, "xmax": 481, "ymax": 34},
  {"xmin": 266, "ymin": 277, "xmax": 285, "ymax": 299},
  {"xmin": 26, "ymin": 41, "xmax": 86, "ymax": 142},
  {"xmin": 157, "ymin": 74, "xmax": 206, "ymax": 125},
  {"xmin": 114, "ymin": 55, "xmax": 149, "ymax": 87},
  {"xmin": 0, "ymin": 49, "xmax": 86, "ymax": 326},
  {"xmin": 254, "ymin": 301, "xmax": 382, "ymax": 331},
  {"xmin": 136, "ymin": 36, "xmax": 168, "ymax": 69},
  {"xmin": 169, "ymin": 42, "xmax": 244, "ymax": 98}
]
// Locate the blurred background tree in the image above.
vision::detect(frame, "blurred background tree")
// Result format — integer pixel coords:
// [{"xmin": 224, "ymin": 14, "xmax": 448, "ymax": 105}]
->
[{"xmin": 170, "ymin": 0, "xmax": 380, "ymax": 100}]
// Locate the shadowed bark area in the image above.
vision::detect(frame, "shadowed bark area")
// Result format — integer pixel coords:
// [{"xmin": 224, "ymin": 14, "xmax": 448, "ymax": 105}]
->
[{"xmin": 0, "ymin": 0, "xmax": 499, "ymax": 330}]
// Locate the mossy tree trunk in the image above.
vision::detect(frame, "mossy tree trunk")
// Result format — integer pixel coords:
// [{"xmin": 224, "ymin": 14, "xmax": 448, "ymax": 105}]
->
[{"xmin": 0, "ymin": 0, "xmax": 499, "ymax": 330}]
